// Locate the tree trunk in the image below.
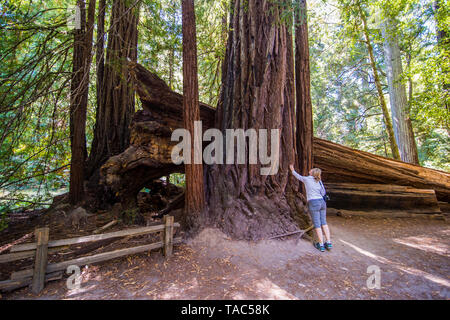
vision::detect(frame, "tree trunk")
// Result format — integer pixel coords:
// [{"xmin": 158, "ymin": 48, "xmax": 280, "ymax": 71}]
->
[
  {"xmin": 434, "ymin": 0, "xmax": 449, "ymax": 93},
  {"xmin": 359, "ymin": 4, "xmax": 401, "ymax": 161},
  {"xmin": 96, "ymin": 0, "xmax": 106, "ymax": 118},
  {"xmin": 69, "ymin": 0, "xmax": 96, "ymax": 205},
  {"xmin": 87, "ymin": 0, "xmax": 139, "ymax": 179},
  {"xmin": 381, "ymin": 17, "xmax": 419, "ymax": 164},
  {"xmin": 294, "ymin": 0, "xmax": 313, "ymax": 176},
  {"xmin": 181, "ymin": 0, "xmax": 205, "ymax": 231},
  {"xmin": 434, "ymin": 0, "xmax": 449, "ymax": 50},
  {"xmin": 205, "ymin": 0, "xmax": 310, "ymax": 240}
]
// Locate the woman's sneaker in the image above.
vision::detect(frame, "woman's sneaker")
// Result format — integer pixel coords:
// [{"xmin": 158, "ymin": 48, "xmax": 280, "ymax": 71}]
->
[
  {"xmin": 324, "ymin": 241, "xmax": 333, "ymax": 250},
  {"xmin": 315, "ymin": 243, "xmax": 325, "ymax": 252}
]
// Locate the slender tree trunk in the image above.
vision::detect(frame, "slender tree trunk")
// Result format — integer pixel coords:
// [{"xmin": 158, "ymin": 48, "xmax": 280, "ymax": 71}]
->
[
  {"xmin": 168, "ymin": 47, "xmax": 175, "ymax": 89},
  {"xmin": 434, "ymin": 0, "xmax": 449, "ymax": 105},
  {"xmin": 168, "ymin": 5, "xmax": 176, "ymax": 90},
  {"xmin": 69, "ymin": 0, "xmax": 96, "ymax": 205},
  {"xmin": 87, "ymin": 0, "xmax": 139, "ymax": 179},
  {"xmin": 206, "ymin": 0, "xmax": 310, "ymax": 240},
  {"xmin": 294, "ymin": 0, "xmax": 313, "ymax": 176},
  {"xmin": 359, "ymin": 5, "xmax": 401, "ymax": 160},
  {"xmin": 181, "ymin": 0, "xmax": 205, "ymax": 231},
  {"xmin": 96, "ymin": 0, "xmax": 106, "ymax": 118},
  {"xmin": 381, "ymin": 17, "xmax": 419, "ymax": 164},
  {"xmin": 434, "ymin": 0, "xmax": 449, "ymax": 49}
]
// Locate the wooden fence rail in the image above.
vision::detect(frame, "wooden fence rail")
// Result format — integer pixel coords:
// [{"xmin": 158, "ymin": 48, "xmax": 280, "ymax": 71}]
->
[{"xmin": 0, "ymin": 216, "xmax": 180, "ymax": 293}]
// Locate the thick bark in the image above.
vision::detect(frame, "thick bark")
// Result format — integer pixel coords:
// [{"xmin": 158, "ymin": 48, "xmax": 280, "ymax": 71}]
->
[
  {"xmin": 204, "ymin": 0, "xmax": 310, "ymax": 240},
  {"xmin": 69, "ymin": 0, "xmax": 95, "ymax": 205},
  {"xmin": 87, "ymin": 0, "xmax": 139, "ymax": 179},
  {"xmin": 359, "ymin": 5, "xmax": 401, "ymax": 161},
  {"xmin": 382, "ymin": 18, "xmax": 419, "ymax": 164},
  {"xmin": 294, "ymin": 0, "xmax": 313, "ymax": 176},
  {"xmin": 181, "ymin": 0, "xmax": 205, "ymax": 230}
]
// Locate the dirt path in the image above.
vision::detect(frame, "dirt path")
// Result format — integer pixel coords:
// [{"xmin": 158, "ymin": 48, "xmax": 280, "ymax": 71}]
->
[{"xmin": 2, "ymin": 215, "xmax": 449, "ymax": 300}]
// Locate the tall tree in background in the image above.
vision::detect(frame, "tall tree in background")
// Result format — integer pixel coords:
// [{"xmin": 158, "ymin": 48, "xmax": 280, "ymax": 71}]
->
[
  {"xmin": 206, "ymin": 0, "xmax": 310, "ymax": 240},
  {"xmin": 434, "ymin": 0, "xmax": 449, "ymax": 49},
  {"xmin": 295, "ymin": 0, "xmax": 313, "ymax": 175},
  {"xmin": 181, "ymin": 0, "xmax": 205, "ymax": 230},
  {"xmin": 381, "ymin": 16, "xmax": 419, "ymax": 164},
  {"xmin": 69, "ymin": 0, "xmax": 96, "ymax": 205},
  {"xmin": 87, "ymin": 0, "xmax": 139, "ymax": 178},
  {"xmin": 96, "ymin": 0, "xmax": 106, "ymax": 118},
  {"xmin": 356, "ymin": 1, "xmax": 401, "ymax": 160}
]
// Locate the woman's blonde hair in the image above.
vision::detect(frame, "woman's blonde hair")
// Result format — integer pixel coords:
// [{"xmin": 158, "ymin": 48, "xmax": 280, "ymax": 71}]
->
[{"xmin": 309, "ymin": 168, "xmax": 322, "ymax": 182}]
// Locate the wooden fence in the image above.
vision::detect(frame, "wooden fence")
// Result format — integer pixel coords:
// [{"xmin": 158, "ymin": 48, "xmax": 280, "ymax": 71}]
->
[{"xmin": 0, "ymin": 216, "xmax": 180, "ymax": 293}]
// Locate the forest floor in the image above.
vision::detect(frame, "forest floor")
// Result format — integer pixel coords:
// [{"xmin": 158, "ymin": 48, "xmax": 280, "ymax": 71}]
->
[{"xmin": 1, "ymin": 214, "xmax": 449, "ymax": 300}]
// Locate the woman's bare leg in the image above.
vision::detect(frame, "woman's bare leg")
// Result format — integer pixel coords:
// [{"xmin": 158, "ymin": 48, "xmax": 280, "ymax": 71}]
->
[
  {"xmin": 314, "ymin": 228, "xmax": 324, "ymax": 244},
  {"xmin": 321, "ymin": 224, "xmax": 331, "ymax": 243}
]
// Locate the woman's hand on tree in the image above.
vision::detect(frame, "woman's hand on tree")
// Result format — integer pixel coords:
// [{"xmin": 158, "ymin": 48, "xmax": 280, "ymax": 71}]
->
[{"xmin": 289, "ymin": 164, "xmax": 294, "ymax": 172}]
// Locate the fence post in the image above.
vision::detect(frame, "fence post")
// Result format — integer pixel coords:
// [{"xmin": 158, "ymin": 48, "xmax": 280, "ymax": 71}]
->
[
  {"xmin": 163, "ymin": 216, "xmax": 174, "ymax": 258},
  {"xmin": 32, "ymin": 227, "xmax": 49, "ymax": 294}
]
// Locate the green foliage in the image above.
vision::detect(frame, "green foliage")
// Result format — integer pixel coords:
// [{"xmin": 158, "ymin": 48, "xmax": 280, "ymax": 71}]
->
[
  {"xmin": 139, "ymin": 0, "xmax": 228, "ymax": 106},
  {"xmin": 309, "ymin": 0, "xmax": 449, "ymax": 168},
  {"xmin": 0, "ymin": 0, "xmax": 73, "ymax": 216},
  {"xmin": 169, "ymin": 173, "xmax": 186, "ymax": 188}
]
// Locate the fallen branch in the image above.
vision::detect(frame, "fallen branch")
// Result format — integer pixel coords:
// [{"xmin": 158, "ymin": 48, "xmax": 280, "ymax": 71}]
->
[
  {"xmin": 0, "ymin": 232, "xmax": 33, "ymax": 254},
  {"xmin": 93, "ymin": 220, "xmax": 118, "ymax": 234},
  {"xmin": 268, "ymin": 226, "xmax": 314, "ymax": 240},
  {"xmin": 153, "ymin": 192, "xmax": 184, "ymax": 218}
]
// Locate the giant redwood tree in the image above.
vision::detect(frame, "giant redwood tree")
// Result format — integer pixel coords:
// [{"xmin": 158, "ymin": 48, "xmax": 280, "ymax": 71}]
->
[
  {"xmin": 205, "ymin": 0, "xmax": 310, "ymax": 240},
  {"xmin": 181, "ymin": 0, "xmax": 205, "ymax": 230},
  {"xmin": 87, "ymin": 0, "xmax": 139, "ymax": 178},
  {"xmin": 382, "ymin": 16, "xmax": 419, "ymax": 164},
  {"xmin": 69, "ymin": 0, "xmax": 96, "ymax": 205}
]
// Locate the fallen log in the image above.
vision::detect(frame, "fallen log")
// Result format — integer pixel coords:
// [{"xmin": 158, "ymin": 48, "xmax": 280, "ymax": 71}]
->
[
  {"xmin": 99, "ymin": 63, "xmax": 450, "ymax": 206},
  {"xmin": 314, "ymin": 139, "xmax": 450, "ymax": 202},
  {"xmin": 333, "ymin": 209, "xmax": 444, "ymax": 220},
  {"xmin": 267, "ymin": 226, "xmax": 314, "ymax": 240},
  {"xmin": 325, "ymin": 183, "xmax": 441, "ymax": 214}
]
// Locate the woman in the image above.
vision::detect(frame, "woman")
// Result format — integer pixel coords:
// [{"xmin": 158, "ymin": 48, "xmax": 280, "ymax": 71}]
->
[{"xmin": 289, "ymin": 164, "xmax": 332, "ymax": 252}]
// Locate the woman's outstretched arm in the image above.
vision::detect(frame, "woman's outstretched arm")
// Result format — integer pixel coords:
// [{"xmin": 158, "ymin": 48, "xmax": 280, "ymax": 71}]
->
[{"xmin": 289, "ymin": 164, "xmax": 305, "ymax": 182}]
